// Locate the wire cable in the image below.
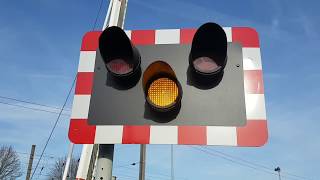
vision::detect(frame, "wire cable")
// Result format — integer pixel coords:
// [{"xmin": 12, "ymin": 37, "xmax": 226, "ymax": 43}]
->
[
  {"xmin": 0, "ymin": 101, "xmax": 70, "ymax": 116},
  {"xmin": 30, "ymin": 77, "xmax": 76, "ymax": 180},
  {"xmin": 0, "ymin": 95, "xmax": 71, "ymax": 111},
  {"xmin": 16, "ymin": 151, "xmax": 58, "ymax": 159},
  {"xmin": 191, "ymin": 146, "xmax": 311, "ymax": 180},
  {"xmin": 30, "ymin": 1, "xmax": 106, "ymax": 178},
  {"xmin": 171, "ymin": 145, "xmax": 174, "ymax": 180},
  {"xmin": 92, "ymin": 0, "xmax": 104, "ymax": 30},
  {"xmin": 202, "ymin": 147, "xmax": 311, "ymax": 180},
  {"xmin": 114, "ymin": 163, "xmax": 187, "ymax": 180}
]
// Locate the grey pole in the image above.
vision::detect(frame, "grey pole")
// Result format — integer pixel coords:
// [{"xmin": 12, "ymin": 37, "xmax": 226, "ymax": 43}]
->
[
  {"xmin": 26, "ymin": 145, "xmax": 36, "ymax": 180},
  {"xmin": 96, "ymin": 145, "xmax": 114, "ymax": 180},
  {"xmin": 171, "ymin": 145, "xmax": 174, "ymax": 180},
  {"xmin": 62, "ymin": 143, "xmax": 74, "ymax": 180},
  {"xmin": 139, "ymin": 144, "xmax": 146, "ymax": 180},
  {"xmin": 278, "ymin": 171, "xmax": 282, "ymax": 180},
  {"xmin": 274, "ymin": 167, "xmax": 281, "ymax": 180},
  {"xmin": 87, "ymin": 144, "xmax": 99, "ymax": 180},
  {"xmin": 95, "ymin": 1, "xmax": 128, "ymax": 180}
]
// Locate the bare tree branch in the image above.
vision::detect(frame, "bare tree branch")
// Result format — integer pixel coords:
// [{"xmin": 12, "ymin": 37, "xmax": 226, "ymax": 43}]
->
[
  {"xmin": 0, "ymin": 145, "xmax": 22, "ymax": 180},
  {"xmin": 47, "ymin": 156, "xmax": 79, "ymax": 180}
]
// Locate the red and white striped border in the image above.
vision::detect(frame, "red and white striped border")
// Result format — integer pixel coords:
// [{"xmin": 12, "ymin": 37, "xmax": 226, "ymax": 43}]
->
[{"xmin": 68, "ymin": 27, "xmax": 268, "ymax": 147}]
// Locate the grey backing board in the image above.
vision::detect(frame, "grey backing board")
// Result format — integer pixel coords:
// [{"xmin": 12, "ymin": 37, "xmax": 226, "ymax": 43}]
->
[{"xmin": 88, "ymin": 43, "xmax": 247, "ymax": 126}]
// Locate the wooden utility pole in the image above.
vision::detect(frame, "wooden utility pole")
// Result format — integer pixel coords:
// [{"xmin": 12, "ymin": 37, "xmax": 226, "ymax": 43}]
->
[{"xmin": 26, "ymin": 145, "xmax": 36, "ymax": 180}]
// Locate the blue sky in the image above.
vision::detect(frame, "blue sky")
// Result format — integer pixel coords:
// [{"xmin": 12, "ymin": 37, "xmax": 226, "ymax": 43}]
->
[{"xmin": 0, "ymin": 0, "xmax": 320, "ymax": 179}]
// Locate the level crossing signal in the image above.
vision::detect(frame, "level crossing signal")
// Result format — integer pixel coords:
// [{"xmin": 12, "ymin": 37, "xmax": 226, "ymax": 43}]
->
[{"xmin": 68, "ymin": 22, "xmax": 268, "ymax": 146}]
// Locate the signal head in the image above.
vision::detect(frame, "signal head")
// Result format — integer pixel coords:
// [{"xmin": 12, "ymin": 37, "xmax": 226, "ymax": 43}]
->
[
  {"xmin": 143, "ymin": 61, "xmax": 182, "ymax": 113},
  {"xmin": 99, "ymin": 26, "xmax": 141, "ymax": 80},
  {"xmin": 189, "ymin": 22, "xmax": 227, "ymax": 78}
]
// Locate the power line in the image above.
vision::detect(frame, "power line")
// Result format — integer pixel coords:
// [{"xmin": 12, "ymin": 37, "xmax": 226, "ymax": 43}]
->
[
  {"xmin": 92, "ymin": 0, "xmax": 104, "ymax": 31},
  {"xmin": 115, "ymin": 163, "xmax": 187, "ymax": 180},
  {"xmin": 200, "ymin": 147, "xmax": 309, "ymax": 180},
  {"xmin": 30, "ymin": 77, "xmax": 76, "ymax": 180},
  {"xmin": 0, "ymin": 95, "xmax": 71, "ymax": 111},
  {"xmin": 192, "ymin": 147, "xmax": 278, "ymax": 175},
  {"xmin": 202, "ymin": 147, "xmax": 311, "ymax": 180},
  {"xmin": 114, "ymin": 161, "xmax": 140, "ymax": 169},
  {"xmin": 171, "ymin": 145, "xmax": 174, "ymax": 180},
  {"xmin": 113, "ymin": 173, "xmax": 137, "ymax": 180},
  {"xmin": 0, "ymin": 101, "xmax": 70, "ymax": 116},
  {"xmin": 30, "ymin": 0, "xmax": 105, "ymax": 178},
  {"xmin": 115, "ymin": 169, "xmax": 174, "ymax": 180},
  {"xmin": 17, "ymin": 151, "xmax": 58, "ymax": 159},
  {"xmin": 191, "ymin": 146, "xmax": 311, "ymax": 180}
]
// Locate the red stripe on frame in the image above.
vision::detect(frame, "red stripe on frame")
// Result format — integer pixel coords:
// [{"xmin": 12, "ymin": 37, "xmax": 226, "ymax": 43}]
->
[
  {"xmin": 180, "ymin": 28, "xmax": 196, "ymax": 44},
  {"xmin": 122, "ymin": 126, "xmax": 150, "ymax": 144},
  {"xmin": 68, "ymin": 119, "xmax": 96, "ymax": 144},
  {"xmin": 232, "ymin": 27, "xmax": 260, "ymax": 47},
  {"xmin": 131, "ymin": 30, "xmax": 155, "ymax": 45},
  {"xmin": 75, "ymin": 72, "xmax": 94, "ymax": 95},
  {"xmin": 81, "ymin": 31, "xmax": 101, "ymax": 51},
  {"xmin": 178, "ymin": 126, "xmax": 207, "ymax": 145},
  {"xmin": 244, "ymin": 70, "xmax": 264, "ymax": 94},
  {"xmin": 237, "ymin": 120, "xmax": 268, "ymax": 147}
]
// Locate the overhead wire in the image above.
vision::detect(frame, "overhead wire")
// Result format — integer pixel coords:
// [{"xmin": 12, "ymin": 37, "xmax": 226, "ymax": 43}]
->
[
  {"xmin": 115, "ymin": 169, "xmax": 174, "ymax": 180},
  {"xmin": 0, "ymin": 101, "xmax": 70, "ymax": 116},
  {"xmin": 191, "ymin": 146, "xmax": 311, "ymax": 180},
  {"xmin": 30, "ymin": 77, "xmax": 76, "ymax": 180},
  {"xmin": 30, "ymin": 0, "xmax": 105, "ymax": 179},
  {"xmin": 0, "ymin": 95, "xmax": 71, "ymax": 111},
  {"xmin": 114, "ymin": 162, "xmax": 187, "ymax": 180},
  {"xmin": 201, "ymin": 147, "xmax": 311, "ymax": 180},
  {"xmin": 16, "ymin": 151, "xmax": 58, "ymax": 159},
  {"xmin": 193, "ymin": 146, "xmax": 278, "ymax": 175},
  {"xmin": 92, "ymin": 0, "xmax": 105, "ymax": 31}
]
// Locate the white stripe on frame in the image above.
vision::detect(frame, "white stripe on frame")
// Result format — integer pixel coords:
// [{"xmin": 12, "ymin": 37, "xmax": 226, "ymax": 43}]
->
[
  {"xmin": 95, "ymin": 125, "xmax": 124, "ymax": 144},
  {"xmin": 245, "ymin": 94, "xmax": 267, "ymax": 120},
  {"xmin": 78, "ymin": 51, "xmax": 96, "ymax": 72},
  {"xmin": 243, "ymin": 48, "xmax": 262, "ymax": 70},
  {"xmin": 155, "ymin": 29, "xmax": 180, "ymax": 44},
  {"xmin": 223, "ymin": 27, "xmax": 232, "ymax": 42},
  {"xmin": 207, "ymin": 126, "xmax": 237, "ymax": 146},
  {"xmin": 71, "ymin": 95, "xmax": 91, "ymax": 119},
  {"xmin": 150, "ymin": 126, "xmax": 178, "ymax": 144}
]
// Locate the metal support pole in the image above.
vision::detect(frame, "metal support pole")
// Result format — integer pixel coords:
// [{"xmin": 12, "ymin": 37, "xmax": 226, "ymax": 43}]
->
[
  {"xmin": 278, "ymin": 171, "xmax": 282, "ymax": 180},
  {"xmin": 139, "ymin": 144, "xmax": 146, "ymax": 180},
  {"xmin": 275, "ymin": 167, "xmax": 281, "ymax": 180},
  {"xmin": 25, "ymin": 145, "xmax": 36, "ymax": 180},
  {"xmin": 91, "ymin": 148, "xmax": 99, "ymax": 180},
  {"xmin": 171, "ymin": 145, "xmax": 174, "ymax": 180},
  {"xmin": 76, "ymin": 144, "xmax": 94, "ymax": 179},
  {"xmin": 62, "ymin": 143, "xmax": 74, "ymax": 180},
  {"xmin": 96, "ymin": 145, "xmax": 114, "ymax": 180},
  {"xmin": 108, "ymin": 0, "xmax": 121, "ymax": 26},
  {"xmin": 102, "ymin": 0, "xmax": 113, "ymax": 29},
  {"xmin": 95, "ymin": 1, "xmax": 127, "ymax": 179},
  {"xmin": 117, "ymin": 0, "xmax": 128, "ymax": 28},
  {"xmin": 87, "ymin": 144, "xmax": 99, "ymax": 180},
  {"xmin": 75, "ymin": 1, "xmax": 127, "ymax": 179}
]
